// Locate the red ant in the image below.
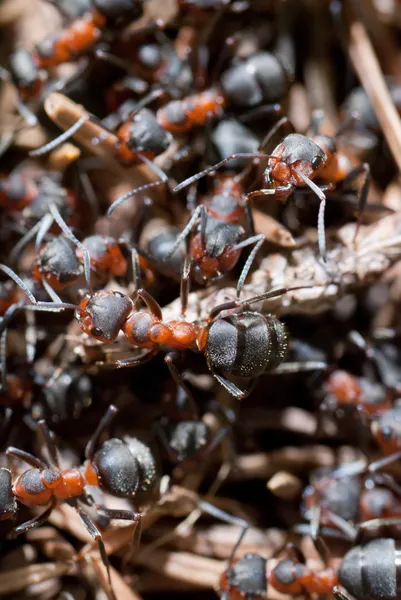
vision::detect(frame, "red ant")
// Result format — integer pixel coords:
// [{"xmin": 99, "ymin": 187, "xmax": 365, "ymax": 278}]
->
[
  {"xmin": 0, "ymin": 247, "xmax": 307, "ymax": 399},
  {"xmin": 300, "ymin": 461, "xmax": 401, "ymax": 542},
  {"xmin": 1, "ymin": 405, "xmax": 155, "ymax": 592},
  {"xmin": 172, "ymin": 113, "xmax": 371, "ymax": 261},
  {"xmin": 155, "ymin": 380, "xmax": 232, "ymax": 465},
  {"xmin": 219, "ymin": 538, "xmax": 400, "ymax": 600},
  {"xmin": 7, "ymin": 0, "xmax": 144, "ymax": 101},
  {"xmin": 32, "ymin": 233, "xmax": 130, "ymax": 293}
]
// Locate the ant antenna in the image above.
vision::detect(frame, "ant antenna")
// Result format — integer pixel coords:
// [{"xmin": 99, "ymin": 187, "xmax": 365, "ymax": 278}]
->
[
  {"xmin": 0, "ymin": 265, "xmax": 37, "ymax": 305},
  {"xmin": 29, "ymin": 115, "xmax": 89, "ymax": 157},
  {"xmin": 174, "ymin": 153, "xmax": 275, "ymax": 192},
  {"xmin": 295, "ymin": 170, "xmax": 327, "ymax": 261}
]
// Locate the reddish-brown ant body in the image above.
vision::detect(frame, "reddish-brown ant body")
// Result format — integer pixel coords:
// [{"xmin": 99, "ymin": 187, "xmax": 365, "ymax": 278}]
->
[
  {"xmin": 220, "ymin": 538, "xmax": 401, "ymax": 600},
  {"xmin": 8, "ymin": 0, "xmax": 144, "ymax": 99},
  {"xmin": 324, "ymin": 369, "xmax": 392, "ymax": 416},
  {"xmin": 173, "ymin": 115, "xmax": 370, "ymax": 260},
  {"xmin": 155, "ymin": 51, "xmax": 287, "ymax": 135},
  {"xmin": 0, "ymin": 405, "xmax": 155, "ymax": 587}
]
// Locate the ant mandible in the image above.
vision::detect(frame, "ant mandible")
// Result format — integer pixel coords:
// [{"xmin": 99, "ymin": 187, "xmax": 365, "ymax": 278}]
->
[
  {"xmin": 1, "ymin": 405, "xmax": 156, "ymax": 592},
  {"xmin": 172, "ymin": 113, "xmax": 370, "ymax": 261}
]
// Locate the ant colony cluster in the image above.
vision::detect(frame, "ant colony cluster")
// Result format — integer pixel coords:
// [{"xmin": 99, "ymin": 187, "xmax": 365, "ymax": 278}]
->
[{"xmin": 1, "ymin": 1, "xmax": 401, "ymax": 599}]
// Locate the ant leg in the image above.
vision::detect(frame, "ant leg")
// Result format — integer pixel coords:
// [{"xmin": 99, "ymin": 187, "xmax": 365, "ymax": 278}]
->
[
  {"xmin": 84, "ymin": 405, "xmax": 118, "ymax": 461},
  {"xmin": 135, "ymin": 288, "xmax": 163, "ymax": 319},
  {"xmin": 37, "ymin": 420, "xmax": 60, "ymax": 469},
  {"xmin": 325, "ymin": 509, "xmax": 357, "ymax": 540},
  {"xmin": 244, "ymin": 184, "xmax": 290, "ymax": 203},
  {"xmin": 162, "ymin": 205, "xmax": 205, "ymax": 260},
  {"xmin": 0, "ymin": 265, "xmax": 37, "ymax": 305},
  {"xmin": 128, "ymin": 247, "xmax": 142, "ymax": 298},
  {"xmin": 239, "ymin": 103, "xmax": 282, "ymax": 125},
  {"xmin": 0, "ymin": 329, "xmax": 8, "ymax": 394},
  {"xmin": 10, "ymin": 500, "xmax": 55, "ymax": 538},
  {"xmin": 340, "ymin": 163, "xmax": 370, "ymax": 243},
  {"xmin": 96, "ymin": 505, "xmax": 142, "ymax": 546},
  {"xmin": 332, "ymin": 587, "xmax": 353, "ymax": 600},
  {"xmin": 294, "ymin": 170, "xmax": 327, "ymax": 261},
  {"xmin": 6, "ymin": 447, "xmax": 47, "ymax": 470},
  {"xmin": 209, "ymin": 287, "xmax": 289, "ymax": 319},
  {"xmin": 164, "ymin": 352, "xmax": 198, "ymax": 418},
  {"xmin": 196, "ymin": 426, "xmax": 230, "ymax": 460},
  {"xmin": 274, "ymin": 361, "xmax": 327, "ymax": 374},
  {"xmin": 72, "ymin": 501, "xmax": 114, "ymax": 593},
  {"xmin": 29, "ymin": 115, "xmax": 89, "ymax": 157},
  {"xmin": 258, "ymin": 116, "xmax": 294, "ymax": 152},
  {"xmin": 154, "ymin": 421, "xmax": 181, "ymax": 463},
  {"xmin": 107, "ymin": 181, "xmax": 167, "ymax": 217},
  {"xmin": 286, "ymin": 542, "xmax": 306, "ymax": 564},
  {"xmin": 196, "ymin": 499, "xmax": 248, "ymax": 564},
  {"xmin": 234, "ymin": 233, "xmax": 265, "ymax": 298},
  {"xmin": 108, "ymin": 348, "xmax": 159, "ymax": 369},
  {"xmin": 209, "ymin": 368, "xmax": 257, "ymax": 400},
  {"xmin": 48, "ymin": 203, "xmax": 92, "ymax": 291},
  {"xmin": 173, "ymin": 153, "xmax": 276, "ymax": 193},
  {"xmin": 180, "ymin": 255, "xmax": 192, "ymax": 317},
  {"xmin": 367, "ymin": 450, "xmax": 401, "ymax": 473},
  {"xmin": 243, "ymin": 203, "xmax": 256, "ymax": 236},
  {"xmin": 309, "ymin": 109, "xmax": 325, "ymax": 136}
]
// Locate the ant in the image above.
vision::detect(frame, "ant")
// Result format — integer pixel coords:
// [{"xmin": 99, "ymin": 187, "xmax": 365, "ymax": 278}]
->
[
  {"xmin": 300, "ymin": 462, "xmax": 401, "ymax": 541},
  {"xmin": 322, "ymin": 330, "xmax": 397, "ymax": 418},
  {"xmin": 41, "ymin": 41, "xmax": 290, "ymax": 168},
  {"xmin": 7, "ymin": 0, "xmax": 144, "ymax": 101},
  {"xmin": 219, "ymin": 538, "xmax": 400, "ymax": 600},
  {"xmin": 155, "ymin": 49, "xmax": 287, "ymax": 135},
  {"xmin": 0, "ymin": 244, "xmax": 304, "ymax": 399},
  {"xmin": 32, "ymin": 233, "xmax": 130, "ymax": 293},
  {"xmin": 155, "ymin": 381, "xmax": 231, "ymax": 465},
  {"xmin": 172, "ymin": 113, "xmax": 371, "ymax": 261},
  {"xmin": 1, "ymin": 405, "xmax": 156, "ymax": 592}
]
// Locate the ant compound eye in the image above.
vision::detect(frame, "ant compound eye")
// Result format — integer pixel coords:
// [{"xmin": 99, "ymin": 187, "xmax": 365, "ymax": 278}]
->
[
  {"xmin": 311, "ymin": 155, "xmax": 323, "ymax": 170},
  {"xmin": 91, "ymin": 327, "xmax": 104, "ymax": 338},
  {"xmin": 113, "ymin": 291, "xmax": 125, "ymax": 298}
]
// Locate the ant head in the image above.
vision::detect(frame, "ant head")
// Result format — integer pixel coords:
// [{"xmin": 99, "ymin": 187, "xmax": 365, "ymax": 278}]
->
[
  {"xmin": 93, "ymin": 0, "xmax": 143, "ymax": 21},
  {"xmin": 303, "ymin": 470, "xmax": 361, "ymax": 524},
  {"xmin": 264, "ymin": 133, "xmax": 326, "ymax": 190},
  {"xmin": 206, "ymin": 313, "xmax": 288, "ymax": 379},
  {"xmin": 92, "ymin": 437, "xmax": 156, "ymax": 496},
  {"xmin": 38, "ymin": 367, "xmax": 92, "ymax": 423},
  {"xmin": 221, "ymin": 553, "xmax": 267, "ymax": 599},
  {"xmin": 0, "ymin": 468, "xmax": 17, "ymax": 520},
  {"xmin": 76, "ymin": 290, "xmax": 133, "ymax": 342},
  {"xmin": 339, "ymin": 539, "xmax": 397, "ymax": 600},
  {"xmin": 325, "ymin": 370, "xmax": 362, "ymax": 406},
  {"xmin": 164, "ymin": 421, "xmax": 209, "ymax": 461},
  {"xmin": 120, "ymin": 109, "xmax": 172, "ymax": 156},
  {"xmin": 372, "ymin": 406, "xmax": 401, "ymax": 455},
  {"xmin": 33, "ymin": 236, "xmax": 83, "ymax": 290},
  {"xmin": 24, "ymin": 177, "xmax": 74, "ymax": 222}
]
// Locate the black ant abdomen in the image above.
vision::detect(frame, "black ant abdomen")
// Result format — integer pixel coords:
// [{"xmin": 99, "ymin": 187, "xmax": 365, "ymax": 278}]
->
[
  {"xmin": 33, "ymin": 237, "xmax": 83, "ymax": 290},
  {"xmin": 339, "ymin": 538, "xmax": 401, "ymax": 600},
  {"xmin": 164, "ymin": 421, "xmax": 209, "ymax": 462},
  {"xmin": 88, "ymin": 436, "xmax": 156, "ymax": 497},
  {"xmin": 0, "ymin": 468, "xmax": 17, "ymax": 521},
  {"xmin": 93, "ymin": 0, "xmax": 143, "ymax": 21},
  {"xmin": 221, "ymin": 51, "xmax": 289, "ymax": 108},
  {"xmin": 205, "ymin": 313, "xmax": 288, "ymax": 379}
]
